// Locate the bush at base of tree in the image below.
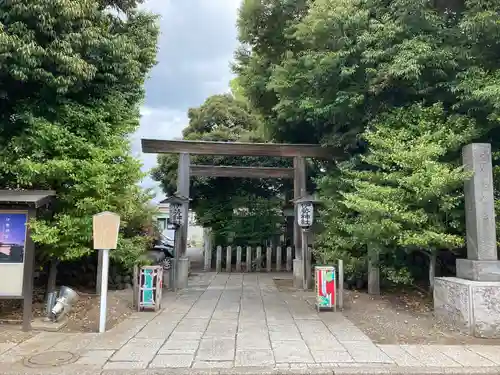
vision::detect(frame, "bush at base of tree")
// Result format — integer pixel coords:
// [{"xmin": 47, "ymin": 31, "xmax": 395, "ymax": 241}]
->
[{"xmin": 315, "ymin": 104, "xmax": 476, "ymax": 290}]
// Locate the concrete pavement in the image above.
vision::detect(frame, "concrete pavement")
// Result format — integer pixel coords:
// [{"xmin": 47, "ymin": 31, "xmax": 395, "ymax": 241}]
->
[{"xmin": 0, "ymin": 272, "xmax": 499, "ymax": 375}]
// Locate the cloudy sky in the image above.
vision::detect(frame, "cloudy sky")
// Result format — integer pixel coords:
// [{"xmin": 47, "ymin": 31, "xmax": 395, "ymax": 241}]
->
[{"xmin": 131, "ymin": 0, "xmax": 242, "ymax": 201}]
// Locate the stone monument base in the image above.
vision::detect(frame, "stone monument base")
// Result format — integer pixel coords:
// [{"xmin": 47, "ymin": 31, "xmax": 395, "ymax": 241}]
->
[
  {"xmin": 456, "ymin": 259, "xmax": 500, "ymax": 281},
  {"xmin": 434, "ymin": 277, "xmax": 500, "ymax": 338},
  {"xmin": 293, "ymin": 258, "xmax": 303, "ymax": 289}
]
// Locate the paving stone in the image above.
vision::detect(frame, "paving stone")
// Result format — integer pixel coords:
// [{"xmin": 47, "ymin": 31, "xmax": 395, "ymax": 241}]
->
[
  {"xmin": 290, "ymin": 363, "xmax": 309, "ymax": 369},
  {"xmin": 267, "ymin": 315, "xmax": 294, "ymax": 324},
  {"xmin": 378, "ymin": 345, "xmax": 421, "ymax": 366},
  {"xmin": 295, "ymin": 320, "xmax": 329, "ymax": 333},
  {"xmin": 237, "ymin": 335, "xmax": 271, "ymax": 350},
  {"xmin": 0, "ymin": 352, "xmax": 23, "ymax": 364},
  {"xmin": 6, "ymin": 332, "xmax": 68, "ymax": 355},
  {"xmin": 135, "ymin": 317, "xmax": 177, "ymax": 339},
  {"xmin": 269, "ymin": 330, "xmax": 302, "ymax": 341},
  {"xmin": 303, "ymin": 335, "xmax": 344, "ymax": 350},
  {"xmin": 103, "ymin": 361, "xmax": 148, "ymax": 369},
  {"xmin": 108, "ymin": 318, "xmax": 150, "ymax": 335},
  {"xmin": 204, "ymin": 320, "xmax": 237, "ymax": 338},
  {"xmin": 307, "ymin": 363, "xmax": 323, "ymax": 368},
  {"xmin": 85, "ymin": 334, "xmax": 132, "ymax": 350},
  {"xmin": 192, "ymin": 360, "xmax": 234, "ymax": 368},
  {"xmin": 149, "ymin": 354, "xmax": 194, "ymax": 368},
  {"xmin": 310, "ymin": 350, "xmax": 354, "ymax": 363},
  {"xmin": 76, "ymin": 350, "xmax": 115, "ymax": 366},
  {"xmin": 196, "ymin": 338, "xmax": 235, "ymax": 361},
  {"xmin": 0, "ymin": 343, "xmax": 15, "ymax": 355},
  {"xmin": 126, "ymin": 311, "xmax": 160, "ymax": 320},
  {"xmin": 267, "ymin": 323, "xmax": 298, "ymax": 331},
  {"xmin": 400, "ymin": 345, "xmax": 461, "ymax": 367},
  {"xmin": 174, "ymin": 319, "xmax": 210, "ymax": 332},
  {"xmin": 158, "ymin": 339, "xmax": 199, "ymax": 354},
  {"xmin": 170, "ymin": 319, "xmax": 208, "ymax": 340},
  {"xmin": 110, "ymin": 338, "xmax": 164, "ymax": 363},
  {"xmin": 321, "ymin": 363, "xmax": 340, "ymax": 368},
  {"xmin": 20, "ymin": 273, "xmax": 500, "ymax": 372},
  {"xmin": 51, "ymin": 333, "xmax": 99, "ymax": 353},
  {"xmin": 169, "ymin": 331, "xmax": 204, "ymax": 340},
  {"xmin": 336, "ymin": 363, "xmax": 391, "ymax": 367},
  {"xmin": 238, "ymin": 322, "xmax": 268, "ymax": 332},
  {"xmin": 326, "ymin": 324, "xmax": 371, "ymax": 342},
  {"xmin": 342, "ymin": 341, "xmax": 394, "ymax": 363},
  {"xmin": 235, "ymin": 349, "xmax": 275, "ymax": 367},
  {"xmin": 467, "ymin": 345, "xmax": 500, "ymax": 365},
  {"xmin": 272, "ymin": 340, "xmax": 314, "ymax": 363},
  {"xmin": 435, "ymin": 345, "xmax": 496, "ymax": 367},
  {"xmin": 212, "ymin": 311, "xmax": 240, "ymax": 320}
]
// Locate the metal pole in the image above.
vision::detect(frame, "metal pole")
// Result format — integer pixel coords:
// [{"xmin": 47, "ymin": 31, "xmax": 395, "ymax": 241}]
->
[
  {"xmin": 301, "ymin": 229, "xmax": 308, "ymax": 290},
  {"xmin": 98, "ymin": 249, "xmax": 109, "ymax": 333},
  {"xmin": 306, "ymin": 244, "xmax": 312, "ymax": 290},
  {"xmin": 172, "ymin": 226, "xmax": 180, "ymax": 292},
  {"xmin": 338, "ymin": 259, "xmax": 344, "ymax": 310}
]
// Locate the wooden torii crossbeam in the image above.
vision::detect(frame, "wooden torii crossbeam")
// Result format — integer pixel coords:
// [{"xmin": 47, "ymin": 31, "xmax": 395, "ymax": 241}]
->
[
  {"xmin": 141, "ymin": 139, "xmax": 335, "ymax": 289},
  {"xmin": 190, "ymin": 165, "xmax": 294, "ymax": 179},
  {"xmin": 141, "ymin": 139, "xmax": 336, "ymax": 158}
]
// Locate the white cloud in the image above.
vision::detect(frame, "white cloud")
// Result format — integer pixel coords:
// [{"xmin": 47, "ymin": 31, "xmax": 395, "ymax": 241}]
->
[
  {"xmin": 134, "ymin": 0, "xmax": 243, "ymax": 202},
  {"xmin": 132, "ymin": 106, "xmax": 187, "ymax": 201}
]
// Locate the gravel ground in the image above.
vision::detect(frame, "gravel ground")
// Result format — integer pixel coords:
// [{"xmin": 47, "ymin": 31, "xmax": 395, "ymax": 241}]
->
[
  {"xmin": 0, "ymin": 289, "xmax": 134, "ymax": 342},
  {"xmin": 275, "ymin": 278, "xmax": 500, "ymax": 345},
  {"xmin": 0, "ymin": 328, "xmax": 37, "ymax": 344},
  {"xmin": 342, "ymin": 288, "xmax": 500, "ymax": 345}
]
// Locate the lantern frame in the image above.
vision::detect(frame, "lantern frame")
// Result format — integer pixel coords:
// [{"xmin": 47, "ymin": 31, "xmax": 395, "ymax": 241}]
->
[
  {"xmin": 163, "ymin": 194, "xmax": 190, "ymax": 228},
  {"xmin": 294, "ymin": 194, "xmax": 320, "ymax": 228}
]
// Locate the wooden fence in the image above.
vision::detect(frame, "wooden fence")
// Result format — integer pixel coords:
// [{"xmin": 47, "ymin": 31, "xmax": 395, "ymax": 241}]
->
[{"xmin": 204, "ymin": 246, "xmax": 295, "ymax": 273}]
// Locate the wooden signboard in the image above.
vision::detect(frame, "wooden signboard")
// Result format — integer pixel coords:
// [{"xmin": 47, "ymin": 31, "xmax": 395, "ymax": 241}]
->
[
  {"xmin": 93, "ymin": 211, "xmax": 120, "ymax": 250},
  {"xmin": 92, "ymin": 211, "xmax": 120, "ymax": 333}
]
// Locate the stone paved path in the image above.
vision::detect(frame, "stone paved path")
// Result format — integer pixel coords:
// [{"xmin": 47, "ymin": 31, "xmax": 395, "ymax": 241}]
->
[{"xmin": 1, "ymin": 272, "xmax": 500, "ymax": 374}]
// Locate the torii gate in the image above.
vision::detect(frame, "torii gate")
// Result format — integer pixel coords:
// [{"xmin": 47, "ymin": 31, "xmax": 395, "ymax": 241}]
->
[{"xmin": 142, "ymin": 139, "xmax": 336, "ymax": 288}]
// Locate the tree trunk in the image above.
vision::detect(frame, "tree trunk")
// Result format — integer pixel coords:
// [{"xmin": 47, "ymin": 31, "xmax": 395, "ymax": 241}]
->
[
  {"xmin": 367, "ymin": 246, "xmax": 380, "ymax": 295},
  {"xmin": 46, "ymin": 259, "xmax": 58, "ymax": 295},
  {"xmin": 429, "ymin": 251, "xmax": 437, "ymax": 293}
]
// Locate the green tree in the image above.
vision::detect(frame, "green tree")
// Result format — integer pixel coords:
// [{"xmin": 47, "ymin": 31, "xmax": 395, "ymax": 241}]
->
[
  {"xmin": 234, "ymin": 0, "xmax": 500, "ymax": 290},
  {"xmin": 0, "ymin": 0, "xmax": 159, "ymax": 268},
  {"xmin": 316, "ymin": 104, "xmax": 476, "ymax": 290},
  {"xmin": 235, "ymin": 0, "xmax": 500, "ymax": 148}
]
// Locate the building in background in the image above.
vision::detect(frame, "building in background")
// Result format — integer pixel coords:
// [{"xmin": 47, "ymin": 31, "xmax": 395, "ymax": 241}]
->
[{"xmin": 155, "ymin": 198, "xmax": 203, "ymax": 246}]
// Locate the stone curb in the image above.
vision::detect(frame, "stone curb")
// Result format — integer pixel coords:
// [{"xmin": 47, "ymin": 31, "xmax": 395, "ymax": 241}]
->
[{"xmin": 1, "ymin": 365, "xmax": 500, "ymax": 375}]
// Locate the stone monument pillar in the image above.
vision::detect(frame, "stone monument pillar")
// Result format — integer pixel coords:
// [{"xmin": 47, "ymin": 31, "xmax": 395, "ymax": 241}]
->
[{"xmin": 434, "ymin": 143, "xmax": 500, "ymax": 338}]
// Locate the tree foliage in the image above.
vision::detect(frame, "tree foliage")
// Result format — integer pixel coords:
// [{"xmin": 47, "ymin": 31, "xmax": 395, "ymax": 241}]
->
[
  {"xmin": 233, "ymin": 0, "xmax": 500, "ymax": 288},
  {"xmin": 316, "ymin": 104, "xmax": 476, "ymax": 286},
  {"xmin": 0, "ymin": 0, "xmax": 159, "ymax": 266}
]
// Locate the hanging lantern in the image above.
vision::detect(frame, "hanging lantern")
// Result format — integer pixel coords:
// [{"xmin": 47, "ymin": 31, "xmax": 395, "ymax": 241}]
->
[
  {"xmin": 164, "ymin": 194, "xmax": 189, "ymax": 227},
  {"xmin": 294, "ymin": 194, "xmax": 320, "ymax": 228}
]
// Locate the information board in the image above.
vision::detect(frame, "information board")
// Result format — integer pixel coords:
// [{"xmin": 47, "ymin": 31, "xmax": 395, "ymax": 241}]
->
[{"xmin": 0, "ymin": 211, "xmax": 28, "ymax": 296}]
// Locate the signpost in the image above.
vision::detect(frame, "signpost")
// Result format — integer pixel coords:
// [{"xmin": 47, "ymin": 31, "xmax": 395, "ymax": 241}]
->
[
  {"xmin": 315, "ymin": 266, "xmax": 336, "ymax": 312},
  {"xmin": 93, "ymin": 211, "xmax": 120, "ymax": 333}
]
